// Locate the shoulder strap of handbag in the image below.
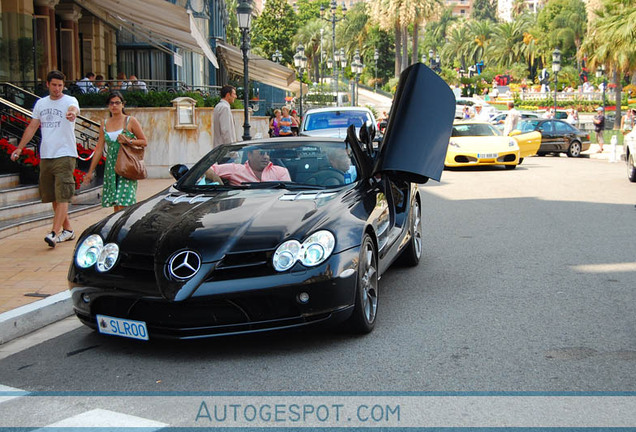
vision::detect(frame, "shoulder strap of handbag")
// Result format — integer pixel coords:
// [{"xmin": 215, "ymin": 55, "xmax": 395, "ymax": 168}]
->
[{"xmin": 124, "ymin": 115, "xmax": 130, "ymax": 132}]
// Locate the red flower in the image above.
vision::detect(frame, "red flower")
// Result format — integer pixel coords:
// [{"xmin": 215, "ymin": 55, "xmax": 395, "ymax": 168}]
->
[{"xmin": 73, "ymin": 169, "xmax": 85, "ymax": 190}]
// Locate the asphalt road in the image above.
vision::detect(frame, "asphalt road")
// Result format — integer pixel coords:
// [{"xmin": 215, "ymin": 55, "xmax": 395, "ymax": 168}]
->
[{"xmin": 0, "ymin": 154, "xmax": 634, "ymax": 426}]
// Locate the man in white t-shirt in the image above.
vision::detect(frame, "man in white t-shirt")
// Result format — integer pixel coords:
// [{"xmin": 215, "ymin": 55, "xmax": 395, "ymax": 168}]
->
[
  {"xmin": 503, "ymin": 101, "xmax": 521, "ymax": 136},
  {"xmin": 11, "ymin": 70, "xmax": 80, "ymax": 248}
]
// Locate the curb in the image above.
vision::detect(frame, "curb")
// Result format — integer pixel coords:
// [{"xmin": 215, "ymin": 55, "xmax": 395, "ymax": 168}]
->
[{"xmin": 0, "ymin": 291, "xmax": 73, "ymax": 344}]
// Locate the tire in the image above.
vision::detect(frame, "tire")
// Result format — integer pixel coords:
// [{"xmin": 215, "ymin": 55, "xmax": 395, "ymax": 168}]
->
[
  {"xmin": 400, "ymin": 200, "xmax": 422, "ymax": 266},
  {"xmin": 537, "ymin": 152, "xmax": 546, "ymax": 157},
  {"xmin": 518, "ymin": 157, "xmax": 524, "ymax": 164},
  {"xmin": 628, "ymin": 153, "xmax": 636, "ymax": 182},
  {"xmin": 567, "ymin": 141, "xmax": 582, "ymax": 157},
  {"xmin": 346, "ymin": 234, "xmax": 379, "ymax": 334},
  {"xmin": 505, "ymin": 164, "xmax": 517, "ymax": 170}
]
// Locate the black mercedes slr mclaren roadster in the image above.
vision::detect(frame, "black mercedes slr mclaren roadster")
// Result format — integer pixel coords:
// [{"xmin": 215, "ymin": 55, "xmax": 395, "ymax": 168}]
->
[{"xmin": 68, "ymin": 64, "xmax": 455, "ymax": 340}]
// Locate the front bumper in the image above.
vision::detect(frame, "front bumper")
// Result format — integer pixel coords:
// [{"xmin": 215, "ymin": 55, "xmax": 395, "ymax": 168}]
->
[{"xmin": 70, "ymin": 248, "xmax": 359, "ymax": 339}]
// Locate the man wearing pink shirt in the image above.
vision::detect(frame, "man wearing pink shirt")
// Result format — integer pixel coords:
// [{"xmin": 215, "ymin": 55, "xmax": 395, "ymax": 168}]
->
[{"xmin": 206, "ymin": 148, "xmax": 291, "ymax": 185}]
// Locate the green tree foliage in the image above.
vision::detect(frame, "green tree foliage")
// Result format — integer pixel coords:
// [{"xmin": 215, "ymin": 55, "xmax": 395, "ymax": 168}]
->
[
  {"xmin": 224, "ymin": 0, "xmax": 241, "ymax": 47},
  {"xmin": 471, "ymin": 0, "xmax": 498, "ymax": 23},
  {"xmin": 536, "ymin": 0, "xmax": 587, "ymax": 64},
  {"xmin": 251, "ymin": 0, "xmax": 299, "ymax": 65}
]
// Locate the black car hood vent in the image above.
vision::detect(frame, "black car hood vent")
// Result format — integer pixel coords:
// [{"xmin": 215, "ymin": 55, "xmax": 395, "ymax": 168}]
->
[{"xmin": 206, "ymin": 249, "xmax": 275, "ymax": 282}]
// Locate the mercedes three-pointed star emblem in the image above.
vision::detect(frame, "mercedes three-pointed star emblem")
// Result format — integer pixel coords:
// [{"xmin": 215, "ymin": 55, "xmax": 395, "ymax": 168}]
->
[{"xmin": 168, "ymin": 250, "xmax": 201, "ymax": 281}]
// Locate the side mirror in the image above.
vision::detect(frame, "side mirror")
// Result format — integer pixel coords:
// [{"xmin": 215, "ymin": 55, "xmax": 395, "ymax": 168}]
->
[
  {"xmin": 508, "ymin": 130, "xmax": 521, "ymax": 137},
  {"xmin": 170, "ymin": 164, "xmax": 189, "ymax": 180}
]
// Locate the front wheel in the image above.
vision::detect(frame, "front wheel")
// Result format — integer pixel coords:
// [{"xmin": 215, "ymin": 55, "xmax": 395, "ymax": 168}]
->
[
  {"xmin": 628, "ymin": 153, "xmax": 636, "ymax": 182},
  {"xmin": 505, "ymin": 164, "xmax": 517, "ymax": 170},
  {"xmin": 567, "ymin": 141, "xmax": 582, "ymax": 157},
  {"xmin": 346, "ymin": 235, "xmax": 379, "ymax": 334}
]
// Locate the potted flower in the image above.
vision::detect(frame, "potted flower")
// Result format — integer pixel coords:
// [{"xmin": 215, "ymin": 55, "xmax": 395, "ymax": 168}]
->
[
  {"xmin": 17, "ymin": 147, "xmax": 40, "ymax": 184},
  {"xmin": 73, "ymin": 169, "xmax": 86, "ymax": 190},
  {"xmin": 0, "ymin": 138, "xmax": 20, "ymax": 174}
]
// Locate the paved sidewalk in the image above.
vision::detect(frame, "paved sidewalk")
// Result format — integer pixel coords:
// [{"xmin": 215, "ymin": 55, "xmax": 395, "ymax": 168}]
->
[{"xmin": 0, "ymin": 178, "xmax": 174, "ymax": 343}]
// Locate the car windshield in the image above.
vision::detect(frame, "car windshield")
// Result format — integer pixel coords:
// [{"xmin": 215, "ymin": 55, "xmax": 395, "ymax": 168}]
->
[
  {"xmin": 175, "ymin": 140, "xmax": 360, "ymax": 191},
  {"xmin": 451, "ymin": 123, "xmax": 501, "ymax": 137},
  {"xmin": 304, "ymin": 110, "xmax": 372, "ymax": 131},
  {"xmin": 515, "ymin": 120, "xmax": 540, "ymax": 133}
]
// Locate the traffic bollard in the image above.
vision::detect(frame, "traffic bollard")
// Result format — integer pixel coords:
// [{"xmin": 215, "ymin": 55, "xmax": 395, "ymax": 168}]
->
[{"xmin": 610, "ymin": 135, "xmax": 617, "ymax": 163}]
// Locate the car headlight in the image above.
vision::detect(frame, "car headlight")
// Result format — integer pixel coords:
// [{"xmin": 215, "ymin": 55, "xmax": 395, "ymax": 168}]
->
[
  {"xmin": 76, "ymin": 234, "xmax": 103, "ymax": 268},
  {"xmin": 273, "ymin": 230, "xmax": 336, "ymax": 271},
  {"xmin": 96, "ymin": 243, "xmax": 119, "ymax": 272},
  {"xmin": 272, "ymin": 240, "xmax": 301, "ymax": 271},
  {"xmin": 300, "ymin": 231, "xmax": 335, "ymax": 267}
]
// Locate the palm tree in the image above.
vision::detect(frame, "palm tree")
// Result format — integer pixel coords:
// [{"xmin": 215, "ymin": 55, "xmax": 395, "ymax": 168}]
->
[
  {"xmin": 294, "ymin": 19, "xmax": 327, "ymax": 83},
  {"xmin": 581, "ymin": 0, "xmax": 636, "ymax": 127},
  {"xmin": 467, "ymin": 20, "xmax": 493, "ymax": 66},
  {"xmin": 488, "ymin": 20, "xmax": 528, "ymax": 68},
  {"xmin": 442, "ymin": 22, "xmax": 472, "ymax": 71}
]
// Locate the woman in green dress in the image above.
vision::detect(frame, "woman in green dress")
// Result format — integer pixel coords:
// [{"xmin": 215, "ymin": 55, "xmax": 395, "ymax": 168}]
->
[{"xmin": 84, "ymin": 91, "xmax": 148, "ymax": 212}]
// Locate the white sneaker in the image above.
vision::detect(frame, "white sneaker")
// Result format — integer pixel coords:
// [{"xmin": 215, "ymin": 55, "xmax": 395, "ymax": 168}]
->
[
  {"xmin": 56, "ymin": 229, "xmax": 75, "ymax": 243},
  {"xmin": 44, "ymin": 231, "xmax": 57, "ymax": 248}
]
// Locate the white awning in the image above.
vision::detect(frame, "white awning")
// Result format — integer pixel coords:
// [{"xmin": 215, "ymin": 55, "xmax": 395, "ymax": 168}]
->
[
  {"xmin": 215, "ymin": 40, "xmax": 306, "ymax": 93},
  {"xmin": 75, "ymin": 0, "xmax": 218, "ymax": 68}
]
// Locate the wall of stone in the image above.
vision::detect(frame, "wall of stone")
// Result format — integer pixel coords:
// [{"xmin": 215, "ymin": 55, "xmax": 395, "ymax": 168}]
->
[{"xmin": 81, "ymin": 107, "xmax": 270, "ymax": 178}]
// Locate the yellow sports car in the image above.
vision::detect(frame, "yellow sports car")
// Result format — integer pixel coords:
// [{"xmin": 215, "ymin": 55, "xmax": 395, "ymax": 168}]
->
[{"xmin": 446, "ymin": 121, "xmax": 520, "ymax": 169}]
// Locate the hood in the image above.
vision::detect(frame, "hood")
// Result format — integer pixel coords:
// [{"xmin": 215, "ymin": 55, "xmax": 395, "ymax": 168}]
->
[
  {"xmin": 375, "ymin": 63, "xmax": 455, "ymax": 183},
  {"xmin": 449, "ymin": 136, "xmax": 517, "ymax": 151},
  {"xmin": 300, "ymin": 128, "xmax": 353, "ymax": 139},
  {"xmin": 95, "ymin": 188, "xmax": 343, "ymax": 264}
]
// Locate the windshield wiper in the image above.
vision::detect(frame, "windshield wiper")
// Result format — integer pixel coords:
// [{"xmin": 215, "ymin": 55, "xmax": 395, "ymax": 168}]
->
[{"xmin": 240, "ymin": 181, "xmax": 324, "ymax": 190}]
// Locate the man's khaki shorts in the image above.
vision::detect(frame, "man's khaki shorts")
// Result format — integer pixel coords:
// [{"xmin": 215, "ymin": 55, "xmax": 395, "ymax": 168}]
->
[{"xmin": 39, "ymin": 157, "xmax": 76, "ymax": 203}]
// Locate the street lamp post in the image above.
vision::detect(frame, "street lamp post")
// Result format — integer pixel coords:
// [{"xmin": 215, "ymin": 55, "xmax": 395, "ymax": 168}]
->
[
  {"xmin": 294, "ymin": 44, "xmax": 307, "ymax": 117},
  {"xmin": 596, "ymin": 64, "xmax": 606, "ymax": 113},
  {"xmin": 374, "ymin": 48, "xmax": 379, "ymax": 93},
  {"xmin": 237, "ymin": 0, "xmax": 253, "ymax": 141},
  {"xmin": 271, "ymin": 49, "xmax": 282, "ymax": 63},
  {"xmin": 428, "ymin": 49, "xmax": 434, "ymax": 69},
  {"xmin": 552, "ymin": 48, "xmax": 561, "ymax": 115},
  {"xmin": 352, "ymin": 49, "xmax": 363, "ymax": 106},
  {"xmin": 320, "ymin": 0, "xmax": 346, "ymax": 105}
]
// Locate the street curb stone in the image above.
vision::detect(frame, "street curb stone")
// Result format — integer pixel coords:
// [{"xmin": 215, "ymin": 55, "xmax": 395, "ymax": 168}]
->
[{"xmin": 0, "ymin": 291, "xmax": 73, "ymax": 344}]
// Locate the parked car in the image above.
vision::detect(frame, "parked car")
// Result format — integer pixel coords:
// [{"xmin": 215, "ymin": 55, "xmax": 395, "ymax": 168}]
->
[
  {"xmin": 455, "ymin": 97, "xmax": 497, "ymax": 119},
  {"xmin": 510, "ymin": 119, "xmax": 591, "ymax": 157},
  {"xmin": 446, "ymin": 121, "xmax": 540, "ymax": 169},
  {"xmin": 299, "ymin": 106, "xmax": 376, "ymax": 139},
  {"xmin": 67, "ymin": 63, "xmax": 456, "ymax": 340},
  {"xmin": 624, "ymin": 129, "xmax": 636, "ymax": 182},
  {"xmin": 490, "ymin": 111, "xmax": 540, "ymax": 129}
]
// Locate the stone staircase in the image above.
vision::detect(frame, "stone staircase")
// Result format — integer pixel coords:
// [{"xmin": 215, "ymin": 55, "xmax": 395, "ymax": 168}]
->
[{"xmin": 0, "ymin": 173, "xmax": 102, "ymax": 240}]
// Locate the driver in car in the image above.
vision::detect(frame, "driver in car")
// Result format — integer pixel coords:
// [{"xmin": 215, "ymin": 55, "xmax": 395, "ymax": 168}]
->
[
  {"xmin": 327, "ymin": 148, "xmax": 357, "ymax": 184},
  {"xmin": 205, "ymin": 148, "xmax": 291, "ymax": 186}
]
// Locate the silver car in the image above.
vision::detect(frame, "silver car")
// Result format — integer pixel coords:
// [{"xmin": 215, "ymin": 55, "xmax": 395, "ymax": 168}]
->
[{"xmin": 300, "ymin": 107, "xmax": 377, "ymax": 139}]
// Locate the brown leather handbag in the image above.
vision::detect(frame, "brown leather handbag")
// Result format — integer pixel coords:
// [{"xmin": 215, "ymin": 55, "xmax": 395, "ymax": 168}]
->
[{"xmin": 115, "ymin": 117, "xmax": 147, "ymax": 180}]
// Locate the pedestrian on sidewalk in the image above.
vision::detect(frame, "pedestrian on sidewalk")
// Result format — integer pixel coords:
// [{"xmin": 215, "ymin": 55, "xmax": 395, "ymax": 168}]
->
[
  {"xmin": 213, "ymin": 85, "xmax": 237, "ymax": 147},
  {"xmin": 11, "ymin": 70, "xmax": 80, "ymax": 248},
  {"xmin": 83, "ymin": 91, "xmax": 148, "ymax": 212},
  {"xmin": 593, "ymin": 107, "xmax": 605, "ymax": 152},
  {"xmin": 621, "ymin": 108, "xmax": 635, "ymax": 136}
]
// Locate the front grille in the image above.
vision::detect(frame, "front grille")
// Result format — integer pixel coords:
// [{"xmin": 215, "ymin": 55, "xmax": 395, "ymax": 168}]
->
[
  {"xmin": 207, "ymin": 250, "xmax": 276, "ymax": 281},
  {"xmin": 92, "ymin": 293, "xmax": 300, "ymax": 328}
]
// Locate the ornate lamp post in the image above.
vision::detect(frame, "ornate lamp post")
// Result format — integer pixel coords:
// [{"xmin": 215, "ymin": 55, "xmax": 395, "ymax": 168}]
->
[
  {"xmin": 435, "ymin": 53, "xmax": 441, "ymax": 73},
  {"xmin": 428, "ymin": 49, "xmax": 434, "ymax": 69},
  {"xmin": 271, "ymin": 49, "xmax": 282, "ymax": 63},
  {"xmin": 421, "ymin": 53, "xmax": 426, "ymax": 64},
  {"xmin": 351, "ymin": 49, "xmax": 363, "ymax": 106},
  {"xmin": 552, "ymin": 48, "xmax": 561, "ymax": 115},
  {"xmin": 237, "ymin": 0, "xmax": 253, "ymax": 141},
  {"xmin": 596, "ymin": 63, "xmax": 606, "ymax": 113},
  {"xmin": 294, "ymin": 44, "xmax": 307, "ymax": 117},
  {"xmin": 320, "ymin": 0, "xmax": 346, "ymax": 104},
  {"xmin": 373, "ymin": 48, "xmax": 379, "ymax": 92}
]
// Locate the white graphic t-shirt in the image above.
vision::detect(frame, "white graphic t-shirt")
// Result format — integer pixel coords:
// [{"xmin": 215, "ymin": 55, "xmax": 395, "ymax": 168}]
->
[{"xmin": 32, "ymin": 94, "xmax": 80, "ymax": 159}]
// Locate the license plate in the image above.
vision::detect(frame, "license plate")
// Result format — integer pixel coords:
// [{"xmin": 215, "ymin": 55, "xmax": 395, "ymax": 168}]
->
[
  {"xmin": 97, "ymin": 314, "xmax": 149, "ymax": 341},
  {"xmin": 478, "ymin": 153, "xmax": 498, "ymax": 159}
]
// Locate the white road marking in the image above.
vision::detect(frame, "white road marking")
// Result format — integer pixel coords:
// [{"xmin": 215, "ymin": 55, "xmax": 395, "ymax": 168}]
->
[
  {"xmin": 36, "ymin": 408, "xmax": 168, "ymax": 428},
  {"xmin": 0, "ymin": 384, "xmax": 25, "ymax": 403}
]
